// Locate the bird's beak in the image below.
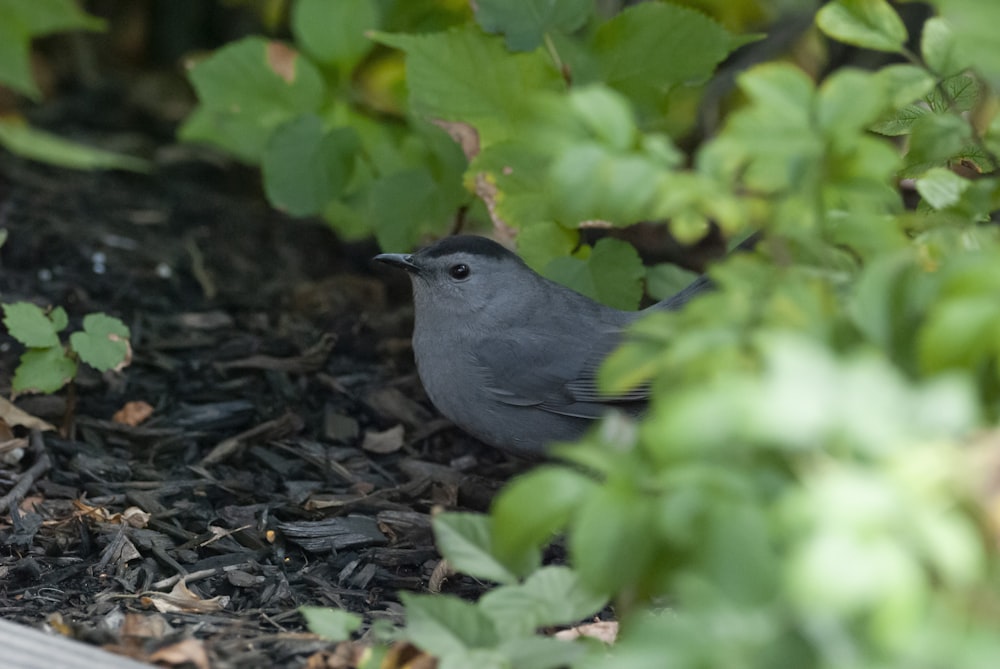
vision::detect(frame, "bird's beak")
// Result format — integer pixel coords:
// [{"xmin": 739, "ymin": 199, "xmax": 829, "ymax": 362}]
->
[{"xmin": 374, "ymin": 253, "xmax": 420, "ymax": 274}]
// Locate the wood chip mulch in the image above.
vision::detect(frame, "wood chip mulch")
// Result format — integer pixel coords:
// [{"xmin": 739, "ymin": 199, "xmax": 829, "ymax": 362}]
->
[{"xmin": 0, "ymin": 148, "xmax": 532, "ymax": 668}]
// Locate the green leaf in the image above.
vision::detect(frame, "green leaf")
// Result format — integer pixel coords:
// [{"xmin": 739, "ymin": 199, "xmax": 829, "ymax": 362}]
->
[
  {"xmin": 903, "ymin": 113, "xmax": 973, "ymax": 176},
  {"xmin": 262, "ymin": 116, "xmax": 359, "ymax": 217},
  {"xmin": 479, "ymin": 567, "xmax": 608, "ymax": 638},
  {"xmin": 490, "ymin": 466, "xmax": 598, "ymax": 576},
  {"xmin": 401, "ymin": 592, "xmax": 500, "ymax": 656},
  {"xmin": 370, "ymin": 168, "xmax": 455, "ymax": 251},
  {"xmin": 921, "ymin": 17, "xmax": 969, "ymax": 77},
  {"xmin": 870, "ymin": 104, "xmax": 928, "ymax": 137},
  {"xmin": 3, "ymin": 302, "xmax": 63, "ymax": 347},
  {"xmin": 926, "ymin": 74, "xmax": 981, "ymax": 113},
  {"xmin": 468, "ymin": 141, "xmax": 554, "ymax": 228},
  {"xmin": 815, "ymin": 0, "xmax": 907, "ymax": 53},
  {"xmin": 544, "ymin": 238, "xmax": 646, "ymax": 310},
  {"xmin": 291, "ymin": 0, "xmax": 379, "ymax": 69},
  {"xmin": 933, "ymin": 0, "xmax": 1000, "ymax": 84},
  {"xmin": 517, "ymin": 222, "xmax": 578, "ymax": 273},
  {"xmin": 432, "ymin": 513, "xmax": 517, "ymax": 585},
  {"xmin": 179, "ymin": 37, "xmax": 325, "ymax": 162},
  {"xmin": 498, "ymin": 636, "xmax": 587, "ymax": 669},
  {"xmin": 569, "ymin": 482, "xmax": 657, "ymax": 595},
  {"xmin": 474, "ymin": 0, "xmax": 591, "ymax": 51},
  {"xmin": 917, "ymin": 296, "xmax": 1000, "ymax": 373},
  {"xmin": 817, "ymin": 68, "xmax": 888, "ymax": 135},
  {"xmin": 0, "ymin": 0, "xmax": 104, "ymax": 98},
  {"xmin": 68, "ymin": 313, "xmax": 131, "ymax": 372},
  {"xmin": 299, "ymin": 606, "xmax": 362, "ymax": 642},
  {"xmin": 373, "ymin": 26, "xmax": 563, "ymax": 145},
  {"xmin": 874, "ymin": 64, "xmax": 936, "ymax": 108},
  {"xmin": 0, "ymin": 119, "xmax": 150, "ymax": 172},
  {"xmin": 13, "ymin": 347, "xmax": 77, "ymax": 394},
  {"xmin": 646, "ymin": 263, "xmax": 700, "ymax": 302},
  {"xmin": 915, "ymin": 167, "xmax": 971, "ymax": 210},
  {"xmin": 591, "ymin": 3, "xmax": 743, "ymax": 115}
]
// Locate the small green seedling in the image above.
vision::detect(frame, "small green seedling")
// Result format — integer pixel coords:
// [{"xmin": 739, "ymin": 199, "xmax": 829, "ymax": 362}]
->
[{"xmin": 2, "ymin": 302, "xmax": 131, "ymax": 394}]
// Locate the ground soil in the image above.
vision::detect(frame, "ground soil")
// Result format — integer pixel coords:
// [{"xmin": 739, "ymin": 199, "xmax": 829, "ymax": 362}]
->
[{"xmin": 0, "ymin": 126, "xmax": 531, "ymax": 667}]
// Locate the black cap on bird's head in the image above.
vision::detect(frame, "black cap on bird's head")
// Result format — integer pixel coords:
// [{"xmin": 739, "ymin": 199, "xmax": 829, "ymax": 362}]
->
[{"xmin": 374, "ymin": 235, "xmax": 518, "ymax": 273}]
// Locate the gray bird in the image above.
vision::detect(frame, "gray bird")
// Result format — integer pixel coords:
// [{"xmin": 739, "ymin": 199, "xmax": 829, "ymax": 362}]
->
[{"xmin": 374, "ymin": 235, "xmax": 712, "ymax": 455}]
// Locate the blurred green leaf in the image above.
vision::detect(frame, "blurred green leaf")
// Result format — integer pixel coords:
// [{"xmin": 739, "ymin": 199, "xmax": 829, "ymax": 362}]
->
[
  {"xmin": 0, "ymin": 0, "xmax": 104, "ymax": 98},
  {"xmin": 401, "ymin": 592, "xmax": 500, "ymax": 656},
  {"xmin": 591, "ymin": 2, "xmax": 747, "ymax": 117},
  {"xmin": 544, "ymin": 238, "xmax": 646, "ymax": 309},
  {"xmin": 299, "ymin": 606, "xmax": 362, "ymax": 642},
  {"xmin": 816, "ymin": 0, "xmax": 907, "ymax": 53},
  {"xmin": 292, "ymin": 0, "xmax": 379, "ymax": 70},
  {"xmin": 569, "ymin": 481, "xmax": 657, "ymax": 596},
  {"xmin": 491, "ymin": 466, "xmax": 598, "ymax": 577},
  {"xmin": 433, "ymin": 513, "xmax": 518, "ymax": 585},
  {"xmin": 931, "ymin": 0, "xmax": 1000, "ymax": 84},
  {"xmin": 262, "ymin": 116, "xmax": 359, "ymax": 217},
  {"xmin": 473, "ymin": 0, "xmax": 591, "ymax": 51},
  {"xmin": 915, "ymin": 167, "xmax": 971, "ymax": 209},
  {"xmin": 179, "ymin": 37, "xmax": 325, "ymax": 162},
  {"xmin": 479, "ymin": 567, "xmax": 607, "ymax": 638},
  {"xmin": 921, "ymin": 17, "xmax": 969, "ymax": 76},
  {"xmin": 0, "ymin": 119, "xmax": 149, "ymax": 172}
]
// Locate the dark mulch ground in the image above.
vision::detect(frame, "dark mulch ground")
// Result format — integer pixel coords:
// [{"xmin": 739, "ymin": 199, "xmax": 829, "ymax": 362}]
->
[{"xmin": 0, "ymin": 140, "xmax": 531, "ymax": 667}]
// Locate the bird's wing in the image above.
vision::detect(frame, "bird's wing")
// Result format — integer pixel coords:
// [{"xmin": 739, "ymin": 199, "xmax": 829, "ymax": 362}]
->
[{"xmin": 473, "ymin": 326, "xmax": 648, "ymax": 419}]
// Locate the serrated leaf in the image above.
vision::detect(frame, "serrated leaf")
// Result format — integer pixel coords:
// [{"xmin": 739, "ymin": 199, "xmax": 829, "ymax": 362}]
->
[
  {"xmin": 3, "ymin": 302, "xmax": 62, "ymax": 348},
  {"xmin": 299, "ymin": 606, "xmax": 362, "ymax": 642},
  {"xmin": 262, "ymin": 115, "xmax": 359, "ymax": 217},
  {"xmin": 474, "ymin": 0, "xmax": 591, "ymax": 51},
  {"xmin": 926, "ymin": 74, "xmax": 981, "ymax": 113},
  {"xmin": 0, "ymin": 118, "xmax": 150, "ymax": 172},
  {"xmin": 543, "ymin": 238, "xmax": 646, "ymax": 309},
  {"xmin": 292, "ymin": 0, "xmax": 379, "ymax": 69},
  {"xmin": 468, "ymin": 141, "xmax": 553, "ymax": 228},
  {"xmin": 491, "ymin": 466, "xmax": 598, "ymax": 576},
  {"xmin": 179, "ymin": 37, "xmax": 325, "ymax": 162},
  {"xmin": 69, "ymin": 313, "xmax": 131, "ymax": 372},
  {"xmin": 870, "ymin": 104, "xmax": 928, "ymax": 136},
  {"xmin": 373, "ymin": 27, "xmax": 563, "ymax": 145},
  {"xmin": 13, "ymin": 347, "xmax": 77, "ymax": 394},
  {"xmin": 432, "ymin": 513, "xmax": 517, "ymax": 585},
  {"xmin": 401, "ymin": 592, "xmax": 499, "ymax": 657},
  {"xmin": 591, "ymin": 3, "xmax": 743, "ymax": 116},
  {"xmin": 479, "ymin": 567, "xmax": 608, "ymax": 638},
  {"xmin": 816, "ymin": 0, "xmax": 907, "ymax": 53},
  {"xmin": 915, "ymin": 167, "xmax": 971, "ymax": 210}
]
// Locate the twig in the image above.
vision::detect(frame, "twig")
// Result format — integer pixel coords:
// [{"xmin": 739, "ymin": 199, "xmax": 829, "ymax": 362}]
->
[{"xmin": 0, "ymin": 430, "xmax": 51, "ymax": 515}]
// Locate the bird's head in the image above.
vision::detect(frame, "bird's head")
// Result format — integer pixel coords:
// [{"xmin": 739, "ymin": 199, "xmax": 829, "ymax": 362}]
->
[{"xmin": 375, "ymin": 235, "xmax": 535, "ymax": 323}]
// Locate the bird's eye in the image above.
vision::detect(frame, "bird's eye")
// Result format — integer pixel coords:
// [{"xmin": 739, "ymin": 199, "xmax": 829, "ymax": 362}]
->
[{"xmin": 449, "ymin": 263, "xmax": 471, "ymax": 280}]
